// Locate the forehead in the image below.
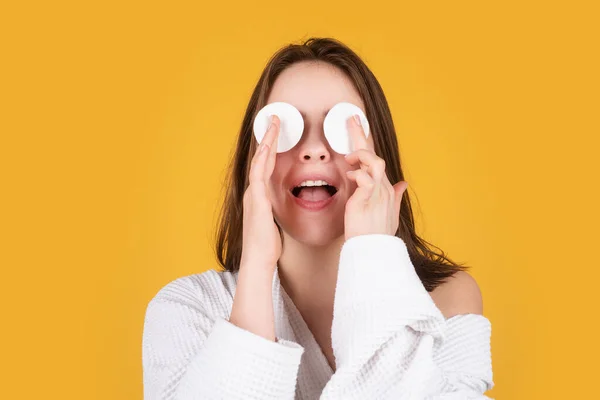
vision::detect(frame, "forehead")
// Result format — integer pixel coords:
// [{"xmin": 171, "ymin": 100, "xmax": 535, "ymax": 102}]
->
[{"xmin": 267, "ymin": 61, "xmax": 365, "ymax": 118}]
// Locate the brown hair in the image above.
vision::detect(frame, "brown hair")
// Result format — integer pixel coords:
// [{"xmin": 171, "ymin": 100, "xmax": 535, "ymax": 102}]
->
[{"xmin": 214, "ymin": 37, "xmax": 468, "ymax": 292}]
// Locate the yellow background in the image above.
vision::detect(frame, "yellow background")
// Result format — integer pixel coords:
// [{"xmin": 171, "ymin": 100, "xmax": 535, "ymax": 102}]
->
[{"xmin": 1, "ymin": 0, "xmax": 598, "ymax": 398}]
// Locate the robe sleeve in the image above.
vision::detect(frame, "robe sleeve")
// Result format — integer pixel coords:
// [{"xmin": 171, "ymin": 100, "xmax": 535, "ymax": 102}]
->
[
  {"xmin": 142, "ymin": 275, "xmax": 305, "ymax": 400},
  {"xmin": 320, "ymin": 234, "xmax": 494, "ymax": 399}
]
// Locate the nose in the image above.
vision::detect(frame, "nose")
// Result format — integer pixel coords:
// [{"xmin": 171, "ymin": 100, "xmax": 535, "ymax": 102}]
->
[{"xmin": 296, "ymin": 125, "xmax": 332, "ymax": 163}]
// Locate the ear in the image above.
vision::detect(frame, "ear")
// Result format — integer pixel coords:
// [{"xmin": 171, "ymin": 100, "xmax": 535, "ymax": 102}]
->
[{"xmin": 392, "ymin": 180, "xmax": 408, "ymax": 217}]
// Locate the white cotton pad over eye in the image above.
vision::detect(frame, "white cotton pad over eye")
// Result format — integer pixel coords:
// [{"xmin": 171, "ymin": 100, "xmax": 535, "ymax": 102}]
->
[
  {"xmin": 323, "ymin": 102, "xmax": 370, "ymax": 154},
  {"xmin": 253, "ymin": 102, "xmax": 304, "ymax": 153}
]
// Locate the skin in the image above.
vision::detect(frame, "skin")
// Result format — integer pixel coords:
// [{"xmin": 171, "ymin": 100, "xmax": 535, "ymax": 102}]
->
[
  {"xmin": 231, "ymin": 60, "xmax": 484, "ymax": 372},
  {"xmin": 265, "ymin": 62, "xmax": 369, "ymax": 364},
  {"xmin": 265, "ymin": 60, "xmax": 408, "ymax": 370}
]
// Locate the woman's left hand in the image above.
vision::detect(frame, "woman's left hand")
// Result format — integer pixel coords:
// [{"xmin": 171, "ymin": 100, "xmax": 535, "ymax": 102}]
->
[{"xmin": 343, "ymin": 115, "xmax": 409, "ymax": 241}]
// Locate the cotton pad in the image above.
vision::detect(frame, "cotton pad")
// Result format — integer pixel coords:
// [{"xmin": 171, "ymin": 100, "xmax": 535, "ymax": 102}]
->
[
  {"xmin": 253, "ymin": 102, "xmax": 304, "ymax": 153},
  {"xmin": 323, "ymin": 102, "xmax": 370, "ymax": 154}
]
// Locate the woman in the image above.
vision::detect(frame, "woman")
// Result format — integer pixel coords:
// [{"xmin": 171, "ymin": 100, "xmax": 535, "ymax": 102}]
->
[{"xmin": 142, "ymin": 37, "xmax": 494, "ymax": 399}]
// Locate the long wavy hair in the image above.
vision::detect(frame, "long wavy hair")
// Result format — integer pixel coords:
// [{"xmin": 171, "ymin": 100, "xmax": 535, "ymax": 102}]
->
[{"xmin": 213, "ymin": 37, "xmax": 468, "ymax": 292}]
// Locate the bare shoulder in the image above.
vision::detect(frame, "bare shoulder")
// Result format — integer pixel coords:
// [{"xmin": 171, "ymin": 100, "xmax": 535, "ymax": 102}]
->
[{"xmin": 429, "ymin": 271, "xmax": 484, "ymax": 319}]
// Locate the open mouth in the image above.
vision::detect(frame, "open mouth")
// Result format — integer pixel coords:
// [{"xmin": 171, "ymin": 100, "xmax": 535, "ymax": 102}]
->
[{"xmin": 291, "ymin": 184, "xmax": 338, "ymax": 201}]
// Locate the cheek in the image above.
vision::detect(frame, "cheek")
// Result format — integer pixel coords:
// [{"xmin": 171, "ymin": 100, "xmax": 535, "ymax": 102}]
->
[
  {"xmin": 334, "ymin": 156, "xmax": 358, "ymax": 192},
  {"xmin": 267, "ymin": 154, "xmax": 291, "ymax": 192}
]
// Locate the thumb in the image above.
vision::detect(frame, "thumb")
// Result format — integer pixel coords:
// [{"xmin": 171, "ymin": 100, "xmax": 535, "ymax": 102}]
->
[{"xmin": 392, "ymin": 180, "xmax": 408, "ymax": 217}]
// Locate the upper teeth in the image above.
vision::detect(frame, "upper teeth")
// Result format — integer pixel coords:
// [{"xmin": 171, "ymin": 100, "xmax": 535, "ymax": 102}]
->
[{"xmin": 297, "ymin": 180, "xmax": 329, "ymax": 187}]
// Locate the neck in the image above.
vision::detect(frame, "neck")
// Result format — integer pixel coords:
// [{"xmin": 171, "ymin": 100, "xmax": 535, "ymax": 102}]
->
[{"xmin": 277, "ymin": 233, "xmax": 345, "ymax": 309}]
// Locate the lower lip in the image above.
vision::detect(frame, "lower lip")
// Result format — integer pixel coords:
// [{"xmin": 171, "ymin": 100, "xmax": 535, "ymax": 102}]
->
[{"xmin": 290, "ymin": 189, "xmax": 338, "ymax": 211}]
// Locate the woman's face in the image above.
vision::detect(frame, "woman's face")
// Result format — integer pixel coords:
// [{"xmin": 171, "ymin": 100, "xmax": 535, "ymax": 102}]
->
[{"xmin": 266, "ymin": 61, "xmax": 375, "ymax": 247}]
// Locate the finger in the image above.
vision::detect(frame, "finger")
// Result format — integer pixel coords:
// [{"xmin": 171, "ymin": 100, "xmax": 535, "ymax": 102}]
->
[
  {"xmin": 346, "ymin": 169, "xmax": 376, "ymax": 201},
  {"xmin": 249, "ymin": 141, "xmax": 270, "ymax": 183},
  {"xmin": 264, "ymin": 115, "xmax": 280, "ymax": 181},
  {"xmin": 345, "ymin": 149, "xmax": 385, "ymax": 183},
  {"xmin": 262, "ymin": 114, "xmax": 280, "ymax": 150},
  {"xmin": 346, "ymin": 114, "xmax": 370, "ymax": 153},
  {"xmin": 249, "ymin": 115, "xmax": 279, "ymax": 183}
]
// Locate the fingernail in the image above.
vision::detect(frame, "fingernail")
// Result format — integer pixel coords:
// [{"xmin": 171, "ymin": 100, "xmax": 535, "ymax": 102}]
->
[
  {"xmin": 353, "ymin": 114, "xmax": 361, "ymax": 126},
  {"xmin": 267, "ymin": 115, "xmax": 274, "ymax": 130},
  {"xmin": 260, "ymin": 143, "xmax": 269, "ymax": 154}
]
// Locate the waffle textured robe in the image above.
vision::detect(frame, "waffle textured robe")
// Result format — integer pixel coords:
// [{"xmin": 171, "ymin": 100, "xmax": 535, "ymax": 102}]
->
[{"xmin": 142, "ymin": 234, "xmax": 494, "ymax": 399}]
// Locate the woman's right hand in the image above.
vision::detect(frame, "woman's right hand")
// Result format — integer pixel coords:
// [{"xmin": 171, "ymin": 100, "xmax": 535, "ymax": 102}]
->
[{"xmin": 240, "ymin": 115, "xmax": 282, "ymax": 272}]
